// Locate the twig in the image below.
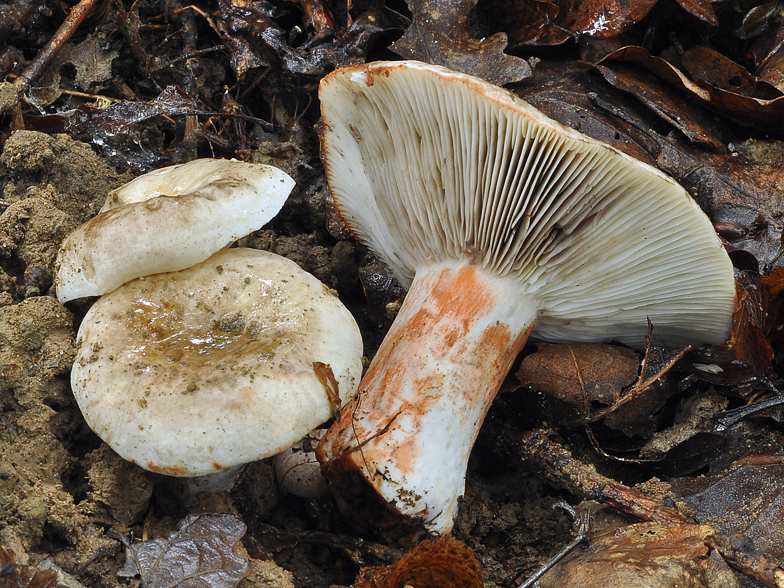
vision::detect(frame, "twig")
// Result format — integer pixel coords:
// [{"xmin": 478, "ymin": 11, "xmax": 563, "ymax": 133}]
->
[
  {"xmin": 515, "ymin": 501, "xmax": 591, "ymax": 587},
  {"xmin": 1, "ymin": 0, "xmax": 101, "ymax": 113}
]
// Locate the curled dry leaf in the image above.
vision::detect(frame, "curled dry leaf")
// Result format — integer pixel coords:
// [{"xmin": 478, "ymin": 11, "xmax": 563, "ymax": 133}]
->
[
  {"xmin": 118, "ymin": 513, "xmax": 250, "ymax": 588},
  {"xmin": 597, "ymin": 45, "xmax": 784, "ymax": 131},
  {"xmin": 355, "ymin": 536, "xmax": 482, "ymax": 588}
]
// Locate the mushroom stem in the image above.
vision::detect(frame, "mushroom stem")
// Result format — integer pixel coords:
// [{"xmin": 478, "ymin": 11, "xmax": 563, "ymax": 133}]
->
[{"xmin": 317, "ymin": 260, "xmax": 537, "ymax": 535}]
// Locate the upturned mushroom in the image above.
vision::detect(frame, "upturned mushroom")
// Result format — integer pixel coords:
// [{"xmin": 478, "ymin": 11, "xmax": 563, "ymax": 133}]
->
[
  {"xmin": 56, "ymin": 158, "xmax": 294, "ymax": 302},
  {"xmin": 316, "ymin": 61, "xmax": 736, "ymax": 536},
  {"xmin": 71, "ymin": 248, "xmax": 363, "ymax": 480}
]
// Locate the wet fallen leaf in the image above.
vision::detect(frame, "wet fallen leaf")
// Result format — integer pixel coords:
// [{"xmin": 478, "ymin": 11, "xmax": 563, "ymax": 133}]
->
[
  {"xmin": 671, "ymin": 460, "xmax": 784, "ymax": 562},
  {"xmin": 597, "ymin": 45, "xmax": 784, "ymax": 131},
  {"xmin": 481, "ymin": 0, "xmax": 716, "ymax": 49},
  {"xmin": 537, "ymin": 521, "xmax": 735, "ymax": 588},
  {"xmin": 66, "ymin": 85, "xmax": 200, "ymax": 136},
  {"xmin": 355, "ymin": 536, "xmax": 482, "ymax": 588},
  {"xmin": 389, "ymin": 0, "xmax": 532, "ymax": 85},
  {"xmin": 543, "ymin": 0, "xmax": 659, "ymax": 40},
  {"xmin": 118, "ymin": 513, "xmax": 250, "ymax": 588},
  {"xmin": 0, "ymin": 545, "xmax": 57, "ymax": 588}
]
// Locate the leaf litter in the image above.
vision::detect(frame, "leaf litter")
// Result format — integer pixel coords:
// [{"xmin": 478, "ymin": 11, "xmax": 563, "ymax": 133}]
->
[{"xmin": 119, "ymin": 514, "xmax": 250, "ymax": 588}]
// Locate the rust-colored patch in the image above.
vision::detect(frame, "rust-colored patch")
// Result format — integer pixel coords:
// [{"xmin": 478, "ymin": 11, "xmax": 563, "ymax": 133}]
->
[
  {"xmin": 212, "ymin": 462, "xmax": 224, "ymax": 471},
  {"xmin": 356, "ymin": 535, "xmax": 483, "ymax": 588},
  {"xmin": 146, "ymin": 462, "xmax": 191, "ymax": 476}
]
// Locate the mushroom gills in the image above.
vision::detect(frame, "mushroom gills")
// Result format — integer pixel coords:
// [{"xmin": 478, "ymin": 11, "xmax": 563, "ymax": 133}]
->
[{"xmin": 316, "ymin": 60, "xmax": 736, "ymax": 538}]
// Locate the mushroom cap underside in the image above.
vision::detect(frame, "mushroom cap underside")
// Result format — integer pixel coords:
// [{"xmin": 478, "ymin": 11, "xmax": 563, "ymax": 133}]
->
[
  {"xmin": 57, "ymin": 159, "xmax": 294, "ymax": 302},
  {"xmin": 71, "ymin": 248, "xmax": 363, "ymax": 476},
  {"xmin": 319, "ymin": 60, "xmax": 736, "ymax": 347}
]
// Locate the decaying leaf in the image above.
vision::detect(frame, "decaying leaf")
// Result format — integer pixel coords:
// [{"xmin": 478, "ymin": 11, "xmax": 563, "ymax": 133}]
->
[
  {"xmin": 637, "ymin": 390, "xmax": 726, "ymax": 466},
  {"xmin": 217, "ymin": 0, "xmax": 390, "ymax": 77},
  {"xmin": 355, "ymin": 536, "xmax": 482, "ymax": 588},
  {"xmin": 671, "ymin": 460, "xmax": 784, "ymax": 563},
  {"xmin": 597, "ymin": 45, "xmax": 784, "ymax": 131},
  {"xmin": 537, "ymin": 521, "xmax": 737, "ymax": 588},
  {"xmin": 480, "ymin": 0, "xmax": 716, "ymax": 49},
  {"xmin": 118, "ymin": 513, "xmax": 250, "ymax": 588},
  {"xmin": 66, "ymin": 85, "xmax": 200, "ymax": 136},
  {"xmin": 389, "ymin": 0, "xmax": 532, "ymax": 85},
  {"xmin": 0, "ymin": 546, "xmax": 57, "ymax": 588},
  {"xmin": 517, "ymin": 343, "xmax": 639, "ymax": 423}
]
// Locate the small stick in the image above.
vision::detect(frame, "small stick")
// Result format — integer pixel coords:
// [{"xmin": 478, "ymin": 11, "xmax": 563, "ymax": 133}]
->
[
  {"xmin": 2, "ymin": 0, "xmax": 100, "ymax": 112},
  {"xmin": 516, "ymin": 501, "xmax": 591, "ymax": 587}
]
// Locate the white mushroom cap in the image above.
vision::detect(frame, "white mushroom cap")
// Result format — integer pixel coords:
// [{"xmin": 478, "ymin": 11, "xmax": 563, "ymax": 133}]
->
[
  {"xmin": 56, "ymin": 159, "xmax": 295, "ymax": 303},
  {"xmin": 71, "ymin": 248, "xmax": 363, "ymax": 477},
  {"xmin": 321, "ymin": 61, "xmax": 735, "ymax": 347}
]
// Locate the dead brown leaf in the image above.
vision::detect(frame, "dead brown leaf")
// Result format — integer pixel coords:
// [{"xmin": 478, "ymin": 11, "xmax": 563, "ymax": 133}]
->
[
  {"xmin": 0, "ymin": 546, "xmax": 57, "ymax": 588},
  {"xmin": 538, "ymin": 522, "xmax": 735, "ymax": 588},
  {"xmin": 389, "ymin": 0, "xmax": 532, "ymax": 85},
  {"xmin": 517, "ymin": 343, "xmax": 639, "ymax": 423},
  {"xmin": 597, "ymin": 45, "xmax": 784, "ymax": 131},
  {"xmin": 671, "ymin": 460, "xmax": 784, "ymax": 562},
  {"xmin": 594, "ymin": 59, "xmax": 725, "ymax": 150}
]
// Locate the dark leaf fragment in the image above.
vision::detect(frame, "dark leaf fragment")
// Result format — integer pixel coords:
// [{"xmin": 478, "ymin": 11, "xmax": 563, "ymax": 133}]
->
[
  {"xmin": 671, "ymin": 460, "xmax": 784, "ymax": 562},
  {"xmin": 389, "ymin": 0, "xmax": 532, "ymax": 85},
  {"xmin": 119, "ymin": 513, "xmax": 250, "ymax": 588},
  {"xmin": 66, "ymin": 85, "xmax": 200, "ymax": 136},
  {"xmin": 218, "ymin": 0, "xmax": 388, "ymax": 77},
  {"xmin": 0, "ymin": 546, "xmax": 57, "ymax": 588}
]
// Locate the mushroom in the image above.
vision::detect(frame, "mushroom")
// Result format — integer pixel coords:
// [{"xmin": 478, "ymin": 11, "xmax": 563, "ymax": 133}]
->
[
  {"xmin": 274, "ymin": 429, "xmax": 330, "ymax": 498},
  {"xmin": 56, "ymin": 159, "xmax": 294, "ymax": 302},
  {"xmin": 315, "ymin": 60, "xmax": 736, "ymax": 536},
  {"xmin": 71, "ymin": 247, "xmax": 363, "ymax": 481}
]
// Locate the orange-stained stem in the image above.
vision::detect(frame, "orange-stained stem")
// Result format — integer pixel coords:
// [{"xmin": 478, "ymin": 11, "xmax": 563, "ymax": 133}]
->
[{"xmin": 317, "ymin": 261, "xmax": 538, "ymax": 536}]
